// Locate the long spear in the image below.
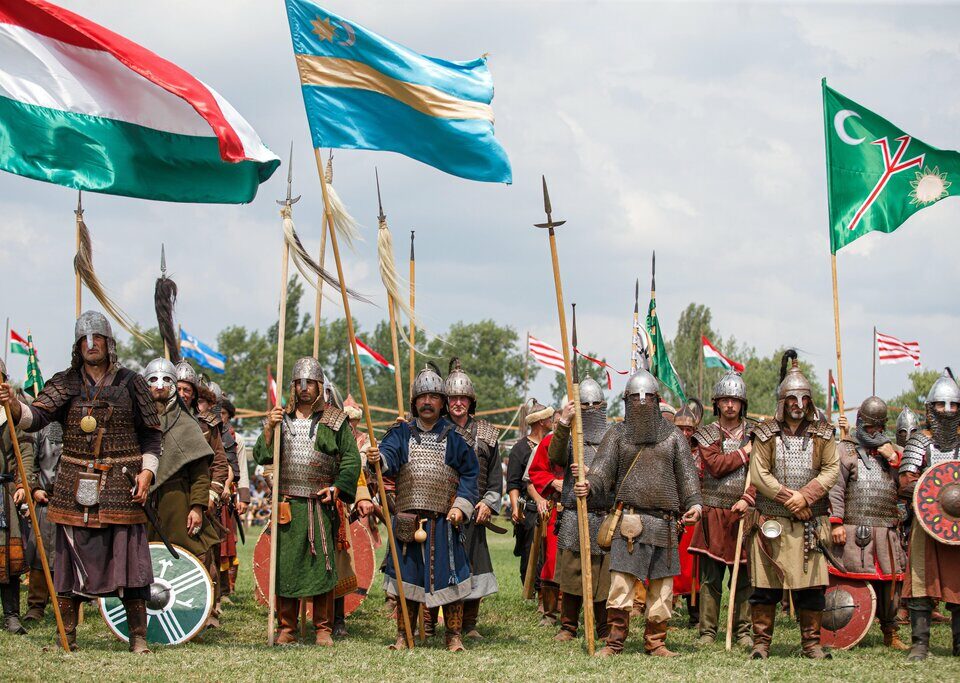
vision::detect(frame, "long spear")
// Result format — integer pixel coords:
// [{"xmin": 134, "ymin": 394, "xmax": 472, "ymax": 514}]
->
[
  {"xmin": 533, "ymin": 176, "xmax": 595, "ymax": 655},
  {"xmin": 376, "ymin": 171, "xmax": 406, "ymax": 418},
  {"xmin": 74, "ymin": 192, "xmax": 82, "ymax": 318},
  {"xmin": 630, "ymin": 278, "xmax": 639, "ymax": 373},
  {"xmin": 312, "ymin": 153, "xmax": 332, "ymax": 359},
  {"xmin": 725, "ymin": 470, "xmax": 752, "ymax": 651},
  {"xmin": 314, "ymin": 149, "xmax": 414, "ymax": 649},
  {"xmin": 265, "ymin": 146, "xmax": 296, "ymax": 646},
  {"xmin": 408, "ymin": 230, "xmax": 416, "ymax": 394}
]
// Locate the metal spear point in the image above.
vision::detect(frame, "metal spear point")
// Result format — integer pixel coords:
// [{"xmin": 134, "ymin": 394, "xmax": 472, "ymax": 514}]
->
[
  {"xmin": 572, "ymin": 303, "xmax": 580, "ymax": 385},
  {"xmin": 634, "ymin": 277, "xmax": 639, "ymax": 314},
  {"xmin": 375, "ymin": 167, "xmax": 386, "ymax": 224},
  {"xmin": 276, "ymin": 141, "xmax": 301, "ymax": 208},
  {"xmin": 160, "ymin": 243, "xmax": 167, "ymax": 279},
  {"xmin": 75, "ymin": 189, "xmax": 83, "ymax": 218},
  {"xmin": 533, "ymin": 175, "xmax": 566, "ymax": 232}
]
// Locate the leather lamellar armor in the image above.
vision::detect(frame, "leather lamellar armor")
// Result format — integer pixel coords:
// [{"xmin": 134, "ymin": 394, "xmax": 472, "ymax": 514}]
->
[
  {"xmin": 901, "ymin": 433, "xmax": 960, "ymax": 475},
  {"xmin": 278, "ymin": 409, "xmax": 346, "ymax": 499},
  {"xmin": 840, "ymin": 442, "xmax": 898, "ymax": 528},
  {"xmin": 45, "ymin": 370, "xmax": 155, "ymax": 527},
  {"xmin": 694, "ymin": 422, "xmax": 749, "ymax": 509},
  {"xmin": 456, "ymin": 419, "xmax": 498, "ymax": 496},
  {"xmin": 396, "ymin": 426, "xmax": 459, "ymax": 515},
  {"xmin": 753, "ymin": 420, "xmax": 832, "ymax": 518}
]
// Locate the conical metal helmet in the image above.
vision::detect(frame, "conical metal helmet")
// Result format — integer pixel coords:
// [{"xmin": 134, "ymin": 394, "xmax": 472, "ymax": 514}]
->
[
  {"xmin": 674, "ymin": 400, "xmax": 702, "ymax": 430},
  {"xmin": 579, "ymin": 377, "xmax": 605, "ymax": 405},
  {"xmin": 926, "ymin": 369, "xmax": 960, "ymax": 410},
  {"xmin": 623, "ymin": 369, "xmax": 659, "ymax": 400},
  {"xmin": 143, "ymin": 358, "xmax": 177, "ymax": 398},
  {"xmin": 775, "ymin": 351, "xmax": 815, "ymax": 421},
  {"xmin": 74, "ymin": 310, "xmax": 113, "ymax": 345},
  {"xmin": 410, "ymin": 363, "xmax": 445, "ymax": 417},
  {"xmin": 291, "ymin": 357, "xmax": 325, "ymax": 390},
  {"xmin": 712, "ymin": 370, "xmax": 747, "ymax": 417},
  {"xmin": 443, "ymin": 358, "xmax": 476, "ymax": 411},
  {"xmin": 175, "ymin": 361, "xmax": 198, "ymax": 388},
  {"xmin": 857, "ymin": 396, "xmax": 888, "ymax": 428},
  {"xmin": 895, "ymin": 407, "xmax": 920, "ymax": 447},
  {"xmin": 207, "ymin": 381, "xmax": 223, "ymax": 403}
]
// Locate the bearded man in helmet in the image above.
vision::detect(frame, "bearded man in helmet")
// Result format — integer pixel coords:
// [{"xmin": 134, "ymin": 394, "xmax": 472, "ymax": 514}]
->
[
  {"xmin": 548, "ymin": 378, "xmax": 612, "ymax": 643},
  {"xmin": 443, "ymin": 358, "xmax": 502, "ymax": 639},
  {"xmin": 688, "ymin": 372, "xmax": 756, "ymax": 648},
  {"xmin": 578, "ymin": 368, "xmax": 702, "ymax": 658},
  {"xmin": 828, "ymin": 396, "xmax": 908, "ymax": 650},
  {"xmin": 367, "ymin": 363, "xmax": 479, "ymax": 652},
  {"xmin": 0, "ymin": 311, "xmax": 161, "ymax": 653},
  {"xmin": 253, "ymin": 357, "xmax": 361, "ymax": 646},
  {"xmin": 899, "ymin": 369, "xmax": 960, "ymax": 661},
  {"xmin": 747, "ymin": 350, "xmax": 838, "ymax": 660}
]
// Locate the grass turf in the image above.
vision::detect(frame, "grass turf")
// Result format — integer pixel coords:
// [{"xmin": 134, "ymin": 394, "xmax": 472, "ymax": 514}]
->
[{"xmin": 4, "ymin": 532, "xmax": 960, "ymax": 681}]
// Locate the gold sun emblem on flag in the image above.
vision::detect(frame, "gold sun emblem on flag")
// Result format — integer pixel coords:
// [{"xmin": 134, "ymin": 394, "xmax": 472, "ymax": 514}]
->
[
  {"xmin": 311, "ymin": 17, "xmax": 335, "ymax": 41},
  {"xmin": 909, "ymin": 166, "xmax": 951, "ymax": 206}
]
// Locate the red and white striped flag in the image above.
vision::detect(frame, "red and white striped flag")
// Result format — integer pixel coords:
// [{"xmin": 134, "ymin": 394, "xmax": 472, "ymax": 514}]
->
[
  {"xmin": 267, "ymin": 367, "xmax": 278, "ymax": 408},
  {"xmin": 876, "ymin": 330, "xmax": 921, "ymax": 367},
  {"xmin": 528, "ymin": 335, "xmax": 565, "ymax": 374}
]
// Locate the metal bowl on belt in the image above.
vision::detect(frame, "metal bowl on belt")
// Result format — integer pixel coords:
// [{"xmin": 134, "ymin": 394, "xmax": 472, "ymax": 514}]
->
[{"xmin": 760, "ymin": 519, "xmax": 783, "ymax": 539}]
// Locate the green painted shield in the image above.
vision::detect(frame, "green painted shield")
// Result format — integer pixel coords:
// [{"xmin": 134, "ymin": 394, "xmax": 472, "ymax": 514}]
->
[{"xmin": 99, "ymin": 543, "xmax": 212, "ymax": 645}]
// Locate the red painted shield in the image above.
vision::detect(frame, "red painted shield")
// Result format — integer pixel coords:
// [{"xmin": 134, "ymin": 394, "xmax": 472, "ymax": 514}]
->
[
  {"xmin": 914, "ymin": 461, "xmax": 960, "ymax": 546},
  {"xmin": 253, "ymin": 520, "xmax": 375, "ymax": 617},
  {"xmin": 820, "ymin": 576, "xmax": 876, "ymax": 650}
]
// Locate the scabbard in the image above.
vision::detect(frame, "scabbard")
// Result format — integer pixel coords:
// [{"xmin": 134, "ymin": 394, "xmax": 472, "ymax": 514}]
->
[{"xmin": 123, "ymin": 467, "xmax": 179, "ymax": 559}]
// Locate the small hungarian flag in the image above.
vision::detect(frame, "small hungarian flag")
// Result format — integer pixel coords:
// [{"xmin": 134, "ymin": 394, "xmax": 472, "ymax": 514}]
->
[
  {"xmin": 701, "ymin": 335, "xmax": 744, "ymax": 373},
  {"xmin": 829, "ymin": 373, "xmax": 840, "ymax": 414},
  {"xmin": 646, "ymin": 294, "xmax": 686, "ymax": 402},
  {"xmin": 23, "ymin": 331, "xmax": 43, "ymax": 398},
  {"xmin": 823, "ymin": 80, "xmax": 960, "ymax": 253},
  {"xmin": 9, "ymin": 329, "xmax": 29, "ymax": 356},
  {"xmin": 356, "ymin": 338, "xmax": 394, "ymax": 371}
]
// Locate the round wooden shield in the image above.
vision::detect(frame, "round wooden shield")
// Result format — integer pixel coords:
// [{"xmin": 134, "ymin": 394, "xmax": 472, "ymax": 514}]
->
[
  {"xmin": 253, "ymin": 519, "xmax": 375, "ymax": 617},
  {"xmin": 100, "ymin": 543, "xmax": 213, "ymax": 646},
  {"xmin": 820, "ymin": 576, "xmax": 876, "ymax": 650},
  {"xmin": 914, "ymin": 460, "xmax": 960, "ymax": 545}
]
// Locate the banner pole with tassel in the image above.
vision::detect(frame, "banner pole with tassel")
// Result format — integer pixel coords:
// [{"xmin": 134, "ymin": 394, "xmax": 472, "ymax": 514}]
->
[
  {"xmin": 312, "ymin": 152, "xmax": 332, "ymax": 360},
  {"xmin": 74, "ymin": 191, "xmax": 82, "ymax": 317},
  {"xmin": 408, "ymin": 230, "xmax": 416, "ymax": 394},
  {"xmin": 376, "ymin": 170, "xmax": 406, "ymax": 418}
]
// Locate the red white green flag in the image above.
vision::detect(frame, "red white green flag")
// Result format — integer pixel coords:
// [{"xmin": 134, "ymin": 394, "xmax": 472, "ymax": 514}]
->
[
  {"xmin": 0, "ymin": 0, "xmax": 279, "ymax": 203},
  {"xmin": 9, "ymin": 329, "xmax": 29, "ymax": 356},
  {"xmin": 829, "ymin": 373, "xmax": 840, "ymax": 414},
  {"xmin": 701, "ymin": 335, "xmax": 744, "ymax": 373},
  {"xmin": 356, "ymin": 338, "xmax": 394, "ymax": 371}
]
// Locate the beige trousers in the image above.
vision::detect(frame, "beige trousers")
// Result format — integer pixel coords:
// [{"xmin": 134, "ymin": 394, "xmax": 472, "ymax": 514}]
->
[{"xmin": 607, "ymin": 571, "xmax": 674, "ymax": 623}]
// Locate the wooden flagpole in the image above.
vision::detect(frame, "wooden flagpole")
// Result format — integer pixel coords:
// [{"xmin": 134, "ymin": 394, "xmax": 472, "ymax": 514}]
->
[
  {"xmin": 630, "ymin": 279, "xmax": 639, "ymax": 373},
  {"xmin": 534, "ymin": 176, "xmax": 595, "ymax": 655},
  {"xmin": 826, "ymin": 369, "xmax": 834, "ymax": 423},
  {"xmin": 408, "ymin": 231, "xmax": 416, "ymax": 394},
  {"xmin": 872, "ymin": 325, "xmax": 877, "ymax": 396},
  {"xmin": 376, "ymin": 171, "xmax": 406, "ymax": 418},
  {"xmin": 831, "ymin": 254, "xmax": 847, "ymax": 436},
  {"xmin": 314, "ymin": 148, "xmax": 414, "ymax": 649},
  {"xmin": 74, "ymin": 191, "xmax": 82, "ymax": 317},
  {"xmin": 312, "ymin": 153, "xmax": 331, "ymax": 360}
]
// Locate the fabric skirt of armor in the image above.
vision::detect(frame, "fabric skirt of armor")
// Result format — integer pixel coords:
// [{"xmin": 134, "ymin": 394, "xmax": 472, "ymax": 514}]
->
[
  {"xmin": 463, "ymin": 520, "xmax": 498, "ymax": 600},
  {"xmin": 609, "ymin": 536, "xmax": 679, "ymax": 582},
  {"xmin": 149, "ymin": 477, "xmax": 219, "ymax": 558},
  {"xmin": 674, "ymin": 524, "xmax": 696, "ymax": 596},
  {"xmin": 748, "ymin": 515, "xmax": 830, "ymax": 590},
  {"xmin": 829, "ymin": 524, "xmax": 905, "ymax": 582},
  {"xmin": 688, "ymin": 506, "xmax": 747, "ymax": 566},
  {"xmin": 275, "ymin": 498, "xmax": 338, "ymax": 599},
  {"xmin": 383, "ymin": 516, "xmax": 472, "ymax": 608},
  {"xmin": 539, "ymin": 505, "xmax": 558, "ymax": 582},
  {"xmin": 334, "ymin": 509, "xmax": 358, "ymax": 598},
  {"xmin": 0, "ymin": 481, "xmax": 25, "ymax": 583},
  {"xmin": 21, "ymin": 501, "xmax": 55, "ymax": 570},
  {"xmin": 903, "ymin": 516, "xmax": 960, "ymax": 603},
  {"xmin": 219, "ymin": 504, "xmax": 237, "ymax": 559},
  {"xmin": 54, "ymin": 523, "xmax": 153, "ymax": 597},
  {"xmin": 557, "ymin": 547, "xmax": 611, "ymax": 599}
]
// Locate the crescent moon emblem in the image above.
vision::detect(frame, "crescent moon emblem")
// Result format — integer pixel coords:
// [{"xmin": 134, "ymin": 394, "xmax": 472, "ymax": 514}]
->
[
  {"xmin": 337, "ymin": 21, "xmax": 356, "ymax": 47},
  {"xmin": 834, "ymin": 110, "xmax": 865, "ymax": 146}
]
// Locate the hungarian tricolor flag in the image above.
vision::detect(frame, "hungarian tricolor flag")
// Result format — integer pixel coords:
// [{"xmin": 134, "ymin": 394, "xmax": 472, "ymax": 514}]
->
[
  {"xmin": 267, "ymin": 366, "xmax": 278, "ymax": 408},
  {"xmin": 0, "ymin": 0, "xmax": 279, "ymax": 203},
  {"xmin": 829, "ymin": 373, "xmax": 840, "ymax": 414},
  {"xmin": 823, "ymin": 80, "xmax": 960, "ymax": 252},
  {"xmin": 356, "ymin": 338, "xmax": 394, "ymax": 371},
  {"xmin": 9, "ymin": 330, "xmax": 30, "ymax": 356},
  {"xmin": 701, "ymin": 335, "xmax": 744, "ymax": 373}
]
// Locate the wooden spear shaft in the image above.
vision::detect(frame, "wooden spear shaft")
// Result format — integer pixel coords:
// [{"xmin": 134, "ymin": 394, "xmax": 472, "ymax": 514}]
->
[
  {"xmin": 315, "ymin": 150, "xmax": 414, "ymax": 649},
  {"xmin": 74, "ymin": 192, "xmax": 82, "ymax": 318},
  {"xmin": 312, "ymin": 214, "xmax": 328, "ymax": 360},
  {"xmin": 4, "ymin": 405, "xmax": 70, "ymax": 651},
  {"xmin": 725, "ymin": 470, "xmax": 751, "ymax": 651},
  {"xmin": 831, "ymin": 254, "xmax": 847, "ymax": 437},
  {"xmin": 408, "ymin": 231, "xmax": 416, "ymax": 394}
]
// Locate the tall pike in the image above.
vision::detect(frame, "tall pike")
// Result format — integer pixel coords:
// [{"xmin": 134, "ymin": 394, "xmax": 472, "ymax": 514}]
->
[{"xmin": 533, "ymin": 177, "xmax": 596, "ymax": 655}]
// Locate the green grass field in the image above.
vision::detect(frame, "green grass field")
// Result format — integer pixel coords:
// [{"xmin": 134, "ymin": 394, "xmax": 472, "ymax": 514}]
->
[{"xmin": 4, "ymin": 532, "xmax": 959, "ymax": 682}]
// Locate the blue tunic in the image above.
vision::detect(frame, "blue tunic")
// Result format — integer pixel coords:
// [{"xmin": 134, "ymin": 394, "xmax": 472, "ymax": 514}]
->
[{"xmin": 380, "ymin": 418, "xmax": 479, "ymax": 607}]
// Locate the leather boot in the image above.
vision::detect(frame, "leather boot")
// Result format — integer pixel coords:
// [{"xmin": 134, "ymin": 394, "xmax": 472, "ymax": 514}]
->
[
  {"xmin": 539, "ymin": 583, "xmax": 559, "ymax": 627},
  {"xmin": 644, "ymin": 619, "xmax": 679, "ymax": 657},
  {"xmin": 685, "ymin": 593, "xmax": 699, "ymax": 628},
  {"xmin": 312, "ymin": 592, "xmax": 334, "ymax": 646},
  {"xmin": 555, "ymin": 593, "xmax": 581, "ymax": 641},
  {"xmin": 595, "ymin": 608, "xmax": 629, "ymax": 657},
  {"xmin": 389, "ymin": 603, "xmax": 413, "ymax": 650},
  {"xmin": 124, "ymin": 599, "xmax": 151, "ymax": 654},
  {"xmin": 798, "ymin": 609, "xmax": 831, "ymax": 659},
  {"xmin": 1, "ymin": 582, "xmax": 26, "ymax": 635},
  {"xmin": 734, "ymin": 593, "xmax": 754, "ymax": 648},
  {"xmin": 463, "ymin": 598, "xmax": 482, "ymax": 639},
  {"xmin": 907, "ymin": 607, "xmax": 931, "ymax": 662},
  {"xmin": 25, "ymin": 568, "xmax": 47, "ymax": 622},
  {"xmin": 697, "ymin": 587, "xmax": 720, "ymax": 644},
  {"xmin": 423, "ymin": 605, "xmax": 439, "ymax": 637},
  {"xmin": 951, "ymin": 608, "xmax": 960, "ymax": 656},
  {"xmin": 332, "ymin": 596, "xmax": 347, "ymax": 639},
  {"xmin": 882, "ymin": 623, "xmax": 909, "ymax": 651},
  {"xmin": 54, "ymin": 597, "xmax": 79, "ymax": 651},
  {"xmin": 275, "ymin": 596, "xmax": 299, "ymax": 645},
  {"xmin": 749, "ymin": 604, "xmax": 776, "ymax": 660},
  {"xmin": 444, "ymin": 601, "xmax": 465, "ymax": 652},
  {"xmin": 594, "ymin": 601, "xmax": 610, "ymax": 640}
]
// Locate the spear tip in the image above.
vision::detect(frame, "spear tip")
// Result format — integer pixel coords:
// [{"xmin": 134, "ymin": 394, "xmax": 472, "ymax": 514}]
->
[
  {"xmin": 160, "ymin": 243, "xmax": 166, "ymax": 276},
  {"xmin": 375, "ymin": 167, "xmax": 386, "ymax": 223},
  {"xmin": 75, "ymin": 189, "xmax": 83, "ymax": 213},
  {"xmin": 409, "ymin": 230, "xmax": 415, "ymax": 260},
  {"xmin": 541, "ymin": 175, "xmax": 551, "ymax": 215}
]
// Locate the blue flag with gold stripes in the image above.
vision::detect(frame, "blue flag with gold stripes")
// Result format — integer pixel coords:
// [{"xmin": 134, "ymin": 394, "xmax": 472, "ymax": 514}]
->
[{"xmin": 285, "ymin": 1, "xmax": 512, "ymax": 183}]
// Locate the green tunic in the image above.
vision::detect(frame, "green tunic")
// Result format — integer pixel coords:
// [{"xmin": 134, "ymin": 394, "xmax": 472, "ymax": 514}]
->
[{"xmin": 253, "ymin": 409, "xmax": 360, "ymax": 598}]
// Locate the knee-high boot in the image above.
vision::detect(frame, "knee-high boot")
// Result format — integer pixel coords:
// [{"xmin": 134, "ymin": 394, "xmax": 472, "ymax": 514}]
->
[
  {"xmin": 25, "ymin": 568, "xmax": 48, "ymax": 622},
  {"xmin": 312, "ymin": 591, "xmax": 334, "ymax": 646},
  {"xmin": 907, "ymin": 605, "xmax": 931, "ymax": 662},
  {"xmin": 462, "ymin": 598, "xmax": 482, "ymax": 638},
  {"xmin": 54, "ymin": 596, "xmax": 79, "ymax": 651},
  {"xmin": 555, "ymin": 593, "xmax": 582, "ymax": 641},
  {"xmin": 333, "ymin": 596, "xmax": 347, "ymax": 638},
  {"xmin": 798, "ymin": 609, "xmax": 831, "ymax": 659},
  {"xmin": 444, "ymin": 600, "xmax": 465, "ymax": 652},
  {"xmin": 749, "ymin": 603, "xmax": 776, "ymax": 660},
  {"xmin": 123, "ymin": 599, "xmax": 151, "ymax": 654},
  {"xmin": 0, "ymin": 581, "xmax": 26, "ymax": 634},
  {"xmin": 276, "ymin": 596, "xmax": 300, "ymax": 645}
]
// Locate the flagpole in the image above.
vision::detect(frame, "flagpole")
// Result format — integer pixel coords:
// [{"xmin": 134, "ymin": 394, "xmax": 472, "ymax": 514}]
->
[
  {"xmin": 698, "ymin": 329, "xmax": 704, "ymax": 402},
  {"xmin": 831, "ymin": 254, "xmax": 847, "ymax": 436},
  {"xmin": 314, "ymin": 148, "xmax": 414, "ymax": 650},
  {"xmin": 3, "ymin": 317, "xmax": 8, "ymax": 368},
  {"xmin": 872, "ymin": 325, "xmax": 877, "ymax": 396},
  {"xmin": 533, "ymin": 176, "xmax": 595, "ymax": 655},
  {"xmin": 312, "ymin": 153, "xmax": 331, "ymax": 360},
  {"xmin": 74, "ymin": 191, "xmax": 82, "ymax": 317},
  {"xmin": 630, "ymin": 279, "xmax": 639, "ymax": 373},
  {"xmin": 408, "ymin": 230, "xmax": 416, "ymax": 395}
]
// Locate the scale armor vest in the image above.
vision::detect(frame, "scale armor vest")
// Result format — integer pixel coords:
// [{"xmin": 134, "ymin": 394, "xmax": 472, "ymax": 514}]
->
[
  {"xmin": 279, "ymin": 414, "xmax": 341, "ymax": 498},
  {"xmin": 755, "ymin": 432, "xmax": 829, "ymax": 518},
  {"xmin": 396, "ymin": 426, "xmax": 459, "ymax": 515},
  {"xmin": 841, "ymin": 443, "xmax": 899, "ymax": 527},
  {"xmin": 695, "ymin": 422, "xmax": 748, "ymax": 509},
  {"xmin": 901, "ymin": 433, "xmax": 960, "ymax": 474},
  {"xmin": 48, "ymin": 370, "xmax": 150, "ymax": 528},
  {"xmin": 456, "ymin": 419, "xmax": 498, "ymax": 496}
]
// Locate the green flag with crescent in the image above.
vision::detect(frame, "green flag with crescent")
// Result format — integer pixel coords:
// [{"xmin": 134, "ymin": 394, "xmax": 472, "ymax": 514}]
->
[
  {"xmin": 824, "ymin": 79, "xmax": 960, "ymax": 253},
  {"xmin": 646, "ymin": 295, "xmax": 686, "ymax": 403}
]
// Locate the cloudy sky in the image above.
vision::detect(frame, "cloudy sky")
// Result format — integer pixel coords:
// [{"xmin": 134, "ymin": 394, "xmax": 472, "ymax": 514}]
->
[{"xmin": 3, "ymin": 1, "xmax": 959, "ymax": 411}]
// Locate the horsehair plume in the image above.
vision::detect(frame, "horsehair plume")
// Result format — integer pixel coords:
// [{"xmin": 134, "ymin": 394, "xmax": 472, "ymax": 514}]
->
[
  {"xmin": 448, "ymin": 357, "xmax": 462, "ymax": 375},
  {"xmin": 779, "ymin": 349, "xmax": 799, "ymax": 383},
  {"xmin": 323, "ymin": 153, "xmax": 361, "ymax": 250},
  {"xmin": 281, "ymin": 206, "xmax": 370, "ymax": 304},
  {"xmin": 376, "ymin": 204, "xmax": 428, "ymax": 349},
  {"xmin": 154, "ymin": 275, "xmax": 180, "ymax": 364},
  {"xmin": 425, "ymin": 360, "xmax": 441, "ymax": 376},
  {"xmin": 74, "ymin": 213, "xmax": 147, "ymax": 342}
]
